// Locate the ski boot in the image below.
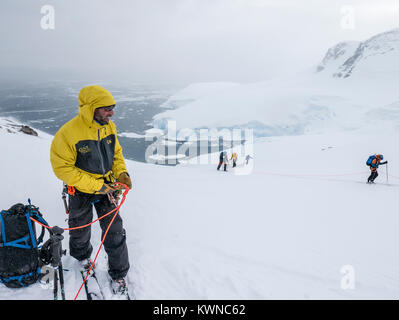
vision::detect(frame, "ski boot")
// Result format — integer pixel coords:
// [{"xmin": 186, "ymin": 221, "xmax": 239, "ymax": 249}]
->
[
  {"xmin": 111, "ymin": 277, "xmax": 130, "ymax": 299},
  {"xmin": 80, "ymin": 258, "xmax": 95, "ymax": 269},
  {"xmin": 79, "ymin": 258, "xmax": 96, "ymax": 276}
]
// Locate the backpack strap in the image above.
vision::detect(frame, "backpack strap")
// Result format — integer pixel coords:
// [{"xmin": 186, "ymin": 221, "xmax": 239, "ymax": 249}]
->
[
  {"xmin": 0, "ymin": 267, "xmax": 41, "ymax": 287},
  {"xmin": 0, "ymin": 212, "xmax": 6, "ymax": 246},
  {"xmin": 0, "ymin": 207, "xmax": 50, "ymax": 249},
  {"xmin": 25, "ymin": 213, "xmax": 37, "ymax": 249},
  {"xmin": 26, "ymin": 200, "xmax": 50, "ymax": 246},
  {"xmin": 0, "ymin": 212, "xmax": 32, "ymax": 249},
  {"xmin": 32, "ymin": 213, "xmax": 49, "ymax": 246},
  {"xmin": 1, "ymin": 236, "xmax": 31, "ymax": 249}
]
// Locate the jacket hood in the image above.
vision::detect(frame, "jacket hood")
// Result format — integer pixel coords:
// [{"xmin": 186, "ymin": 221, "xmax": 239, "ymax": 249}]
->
[{"xmin": 78, "ymin": 85, "xmax": 116, "ymax": 126}]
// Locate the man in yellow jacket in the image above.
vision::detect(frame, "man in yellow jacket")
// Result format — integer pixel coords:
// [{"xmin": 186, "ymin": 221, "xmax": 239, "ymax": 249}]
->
[{"xmin": 50, "ymin": 85, "xmax": 132, "ymax": 296}]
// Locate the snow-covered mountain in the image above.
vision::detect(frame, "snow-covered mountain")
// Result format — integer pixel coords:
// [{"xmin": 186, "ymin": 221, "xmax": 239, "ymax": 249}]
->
[
  {"xmin": 317, "ymin": 28, "xmax": 399, "ymax": 78},
  {"xmin": 316, "ymin": 41, "xmax": 360, "ymax": 75},
  {"xmin": 152, "ymin": 28, "xmax": 399, "ymax": 138}
]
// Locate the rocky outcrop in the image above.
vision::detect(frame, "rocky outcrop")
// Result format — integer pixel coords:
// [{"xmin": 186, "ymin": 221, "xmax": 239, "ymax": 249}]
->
[
  {"xmin": 20, "ymin": 125, "xmax": 38, "ymax": 136},
  {"xmin": 317, "ymin": 28, "xmax": 399, "ymax": 78},
  {"xmin": 0, "ymin": 118, "xmax": 39, "ymax": 136}
]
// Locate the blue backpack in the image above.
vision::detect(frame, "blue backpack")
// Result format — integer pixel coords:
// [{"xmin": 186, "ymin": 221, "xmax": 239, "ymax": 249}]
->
[
  {"xmin": 0, "ymin": 201, "xmax": 49, "ymax": 288},
  {"xmin": 366, "ymin": 155, "xmax": 376, "ymax": 166}
]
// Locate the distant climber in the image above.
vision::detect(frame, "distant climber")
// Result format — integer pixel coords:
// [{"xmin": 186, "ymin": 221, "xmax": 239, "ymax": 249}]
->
[
  {"xmin": 366, "ymin": 154, "xmax": 387, "ymax": 184},
  {"xmin": 230, "ymin": 152, "xmax": 238, "ymax": 168},
  {"xmin": 217, "ymin": 151, "xmax": 229, "ymax": 172},
  {"xmin": 217, "ymin": 151, "xmax": 224, "ymax": 171},
  {"xmin": 245, "ymin": 154, "xmax": 253, "ymax": 165}
]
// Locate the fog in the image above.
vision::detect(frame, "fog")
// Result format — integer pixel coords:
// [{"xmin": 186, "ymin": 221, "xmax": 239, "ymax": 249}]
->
[{"xmin": 0, "ymin": 0, "xmax": 398, "ymax": 85}]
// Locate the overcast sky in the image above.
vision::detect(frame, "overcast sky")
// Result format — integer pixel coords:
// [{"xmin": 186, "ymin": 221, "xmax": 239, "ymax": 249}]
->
[{"xmin": 0, "ymin": 0, "xmax": 398, "ymax": 85}]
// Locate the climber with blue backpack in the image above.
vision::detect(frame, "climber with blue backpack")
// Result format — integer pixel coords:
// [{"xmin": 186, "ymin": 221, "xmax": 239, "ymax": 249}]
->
[{"xmin": 366, "ymin": 154, "xmax": 388, "ymax": 184}]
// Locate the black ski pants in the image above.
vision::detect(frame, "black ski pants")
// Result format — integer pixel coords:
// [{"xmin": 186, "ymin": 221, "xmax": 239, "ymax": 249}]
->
[
  {"xmin": 368, "ymin": 170, "xmax": 378, "ymax": 182},
  {"xmin": 217, "ymin": 162, "xmax": 227, "ymax": 171},
  {"xmin": 68, "ymin": 190, "xmax": 130, "ymax": 280}
]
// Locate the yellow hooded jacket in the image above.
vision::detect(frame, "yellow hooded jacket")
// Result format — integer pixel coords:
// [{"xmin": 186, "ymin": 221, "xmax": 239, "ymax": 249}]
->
[{"xmin": 50, "ymin": 85, "xmax": 128, "ymax": 194}]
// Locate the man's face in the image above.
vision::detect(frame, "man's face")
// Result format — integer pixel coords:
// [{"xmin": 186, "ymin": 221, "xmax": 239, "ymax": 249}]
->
[{"xmin": 94, "ymin": 105, "xmax": 115, "ymax": 124}]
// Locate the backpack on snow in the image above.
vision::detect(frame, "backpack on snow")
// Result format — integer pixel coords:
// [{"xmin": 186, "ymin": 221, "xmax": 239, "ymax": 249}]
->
[
  {"xmin": 0, "ymin": 201, "xmax": 49, "ymax": 288},
  {"xmin": 366, "ymin": 155, "xmax": 376, "ymax": 166}
]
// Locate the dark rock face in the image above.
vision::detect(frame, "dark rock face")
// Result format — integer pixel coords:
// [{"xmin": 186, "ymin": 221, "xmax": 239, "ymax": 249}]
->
[
  {"xmin": 0, "ymin": 119, "xmax": 39, "ymax": 136},
  {"xmin": 20, "ymin": 125, "xmax": 38, "ymax": 136}
]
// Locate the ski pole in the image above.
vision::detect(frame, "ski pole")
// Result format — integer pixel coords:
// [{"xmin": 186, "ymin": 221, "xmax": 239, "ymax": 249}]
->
[
  {"xmin": 386, "ymin": 163, "xmax": 389, "ymax": 184},
  {"xmin": 58, "ymin": 263, "xmax": 65, "ymax": 300},
  {"xmin": 62, "ymin": 183, "xmax": 69, "ymax": 215},
  {"xmin": 50, "ymin": 226, "xmax": 65, "ymax": 300},
  {"xmin": 53, "ymin": 266, "xmax": 58, "ymax": 300}
]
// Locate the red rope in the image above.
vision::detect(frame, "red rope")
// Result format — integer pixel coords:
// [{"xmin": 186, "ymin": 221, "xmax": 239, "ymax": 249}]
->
[
  {"xmin": 254, "ymin": 170, "xmax": 370, "ymax": 177},
  {"xmin": 253, "ymin": 168, "xmax": 399, "ymax": 183},
  {"xmin": 74, "ymin": 185, "xmax": 130, "ymax": 300},
  {"xmin": 29, "ymin": 182, "xmax": 130, "ymax": 300},
  {"xmin": 30, "ymin": 205, "xmax": 119, "ymax": 231}
]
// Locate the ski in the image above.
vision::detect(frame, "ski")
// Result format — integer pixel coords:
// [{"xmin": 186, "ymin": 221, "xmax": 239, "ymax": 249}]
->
[
  {"xmin": 80, "ymin": 269, "xmax": 105, "ymax": 300},
  {"xmin": 78, "ymin": 255, "xmax": 133, "ymax": 300},
  {"xmin": 111, "ymin": 289, "xmax": 131, "ymax": 300}
]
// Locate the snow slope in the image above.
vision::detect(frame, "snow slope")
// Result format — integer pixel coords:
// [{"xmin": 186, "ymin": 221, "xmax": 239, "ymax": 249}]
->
[
  {"xmin": 1, "ymin": 118, "xmax": 399, "ymax": 299},
  {"xmin": 158, "ymin": 82, "xmax": 240, "ymax": 110}
]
